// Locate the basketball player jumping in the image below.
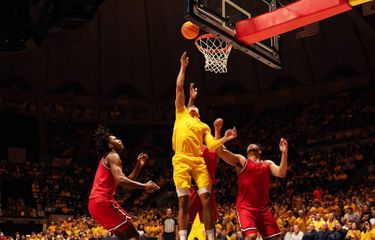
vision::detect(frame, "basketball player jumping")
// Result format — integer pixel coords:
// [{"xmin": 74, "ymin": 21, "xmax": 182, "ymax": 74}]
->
[
  {"xmin": 89, "ymin": 125, "xmax": 160, "ymax": 240},
  {"xmin": 173, "ymin": 51, "xmax": 237, "ymax": 240},
  {"xmin": 215, "ymin": 124, "xmax": 288, "ymax": 240},
  {"xmin": 187, "ymin": 83, "xmax": 222, "ymax": 227}
]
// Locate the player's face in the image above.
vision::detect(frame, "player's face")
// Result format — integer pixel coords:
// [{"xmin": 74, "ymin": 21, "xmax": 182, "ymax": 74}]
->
[
  {"xmin": 109, "ymin": 135, "xmax": 125, "ymax": 152},
  {"xmin": 188, "ymin": 106, "xmax": 200, "ymax": 118}
]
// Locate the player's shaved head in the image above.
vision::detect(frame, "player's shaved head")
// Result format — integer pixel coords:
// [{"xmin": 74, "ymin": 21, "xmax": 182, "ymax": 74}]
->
[{"xmin": 247, "ymin": 144, "xmax": 261, "ymax": 153}]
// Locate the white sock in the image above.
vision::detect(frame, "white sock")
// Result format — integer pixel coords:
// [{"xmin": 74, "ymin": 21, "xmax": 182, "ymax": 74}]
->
[
  {"xmin": 179, "ymin": 230, "xmax": 188, "ymax": 240},
  {"xmin": 207, "ymin": 229, "xmax": 215, "ymax": 240}
]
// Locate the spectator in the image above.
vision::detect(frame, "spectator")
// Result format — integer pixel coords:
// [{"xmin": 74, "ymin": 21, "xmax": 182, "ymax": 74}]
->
[
  {"xmin": 290, "ymin": 224, "xmax": 304, "ymax": 240},
  {"xmin": 342, "ymin": 207, "xmax": 358, "ymax": 223},
  {"xmin": 284, "ymin": 225, "xmax": 293, "ymax": 240},
  {"xmin": 360, "ymin": 221, "xmax": 372, "ymax": 240},
  {"xmin": 313, "ymin": 213, "xmax": 326, "ymax": 231},
  {"xmin": 330, "ymin": 223, "xmax": 346, "ymax": 240},
  {"xmin": 326, "ymin": 213, "xmax": 339, "ymax": 231},
  {"xmin": 315, "ymin": 223, "xmax": 331, "ymax": 240},
  {"xmin": 313, "ymin": 187, "xmax": 323, "ymax": 200},
  {"xmin": 302, "ymin": 224, "xmax": 317, "ymax": 240},
  {"xmin": 345, "ymin": 222, "xmax": 360, "ymax": 240}
]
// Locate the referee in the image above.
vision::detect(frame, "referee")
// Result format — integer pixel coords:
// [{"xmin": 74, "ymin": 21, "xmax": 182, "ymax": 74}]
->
[{"xmin": 162, "ymin": 208, "xmax": 179, "ymax": 240}]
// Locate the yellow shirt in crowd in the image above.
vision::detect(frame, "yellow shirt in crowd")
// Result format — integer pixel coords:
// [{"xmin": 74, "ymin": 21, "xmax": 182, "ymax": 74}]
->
[
  {"xmin": 312, "ymin": 219, "xmax": 326, "ymax": 231},
  {"xmin": 346, "ymin": 229, "xmax": 361, "ymax": 240},
  {"xmin": 326, "ymin": 219, "xmax": 339, "ymax": 231}
]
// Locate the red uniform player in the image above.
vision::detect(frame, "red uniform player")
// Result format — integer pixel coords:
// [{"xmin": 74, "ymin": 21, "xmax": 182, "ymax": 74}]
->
[{"xmin": 88, "ymin": 125, "xmax": 159, "ymax": 240}]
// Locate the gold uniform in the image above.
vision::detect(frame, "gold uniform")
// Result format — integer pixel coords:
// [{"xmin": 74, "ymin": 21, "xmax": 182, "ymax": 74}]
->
[{"xmin": 172, "ymin": 107, "xmax": 222, "ymax": 190}]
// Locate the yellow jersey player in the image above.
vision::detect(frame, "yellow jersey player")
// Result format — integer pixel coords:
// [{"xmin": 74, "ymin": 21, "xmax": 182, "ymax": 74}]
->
[{"xmin": 173, "ymin": 51, "xmax": 237, "ymax": 240}]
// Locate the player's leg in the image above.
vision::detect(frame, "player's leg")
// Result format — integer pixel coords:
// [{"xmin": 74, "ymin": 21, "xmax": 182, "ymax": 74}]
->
[
  {"xmin": 88, "ymin": 199, "xmax": 136, "ymax": 239},
  {"xmin": 193, "ymin": 157, "xmax": 214, "ymax": 239},
  {"xmin": 178, "ymin": 194, "xmax": 190, "ymax": 240},
  {"xmin": 197, "ymin": 190, "xmax": 218, "ymax": 237},
  {"xmin": 115, "ymin": 223, "xmax": 139, "ymax": 240},
  {"xmin": 255, "ymin": 207, "xmax": 281, "ymax": 240},
  {"xmin": 173, "ymin": 155, "xmax": 193, "ymax": 240},
  {"xmin": 188, "ymin": 187, "xmax": 201, "ymax": 234},
  {"xmin": 236, "ymin": 208, "xmax": 258, "ymax": 240}
]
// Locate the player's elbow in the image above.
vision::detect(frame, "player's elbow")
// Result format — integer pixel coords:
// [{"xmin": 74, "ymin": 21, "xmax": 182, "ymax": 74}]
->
[
  {"xmin": 114, "ymin": 178, "xmax": 122, "ymax": 185},
  {"xmin": 176, "ymin": 83, "xmax": 184, "ymax": 90},
  {"xmin": 277, "ymin": 171, "xmax": 287, "ymax": 178},
  {"xmin": 114, "ymin": 176, "xmax": 125, "ymax": 185}
]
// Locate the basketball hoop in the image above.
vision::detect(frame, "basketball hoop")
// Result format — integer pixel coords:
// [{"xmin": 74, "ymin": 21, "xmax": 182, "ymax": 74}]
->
[{"xmin": 195, "ymin": 34, "xmax": 232, "ymax": 74}]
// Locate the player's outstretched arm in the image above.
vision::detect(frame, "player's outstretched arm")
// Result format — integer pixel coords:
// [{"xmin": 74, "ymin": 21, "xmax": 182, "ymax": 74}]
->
[
  {"xmin": 128, "ymin": 152, "xmax": 148, "ymax": 180},
  {"xmin": 204, "ymin": 126, "xmax": 237, "ymax": 151},
  {"xmin": 107, "ymin": 153, "xmax": 160, "ymax": 191},
  {"xmin": 216, "ymin": 145, "xmax": 246, "ymax": 173},
  {"xmin": 187, "ymin": 83, "xmax": 198, "ymax": 108},
  {"xmin": 175, "ymin": 51, "xmax": 189, "ymax": 111},
  {"xmin": 266, "ymin": 138, "xmax": 288, "ymax": 177},
  {"xmin": 213, "ymin": 120, "xmax": 246, "ymax": 172}
]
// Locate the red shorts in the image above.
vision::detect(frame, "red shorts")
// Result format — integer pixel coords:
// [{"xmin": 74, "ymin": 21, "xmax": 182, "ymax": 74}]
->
[
  {"xmin": 88, "ymin": 198, "xmax": 132, "ymax": 235},
  {"xmin": 236, "ymin": 206, "xmax": 281, "ymax": 239},
  {"xmin": 189, "ymin": 187, "xmax": 218, "ymax": 223}
]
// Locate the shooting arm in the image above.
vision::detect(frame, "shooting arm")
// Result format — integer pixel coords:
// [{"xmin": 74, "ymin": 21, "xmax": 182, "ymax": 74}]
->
[{"xmin": 175, "ymin": 52, "xmax": 189, "ymax": 111}]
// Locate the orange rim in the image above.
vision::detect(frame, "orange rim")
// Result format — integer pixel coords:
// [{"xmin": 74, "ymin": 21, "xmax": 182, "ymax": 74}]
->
[{"xmin": 195, "ymin": 34, "xmax": 232, "ymax": 53}]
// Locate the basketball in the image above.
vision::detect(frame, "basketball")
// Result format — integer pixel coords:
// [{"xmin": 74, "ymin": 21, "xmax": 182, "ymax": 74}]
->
[{"xmin": 181, "ymin": 21, "xmax": 200, "ymax": 40}]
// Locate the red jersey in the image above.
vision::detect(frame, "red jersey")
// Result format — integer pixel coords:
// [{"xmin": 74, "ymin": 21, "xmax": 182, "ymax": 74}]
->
[
  {"xmin": 202, "ymin": 146, "xmax": 217, "ymax": 184},
  {"xmin": 236, "ymin": 159, "xmax": 270, "ymax": 209},
  {"xmin": 89, "ymin": 158, "xmax": 118, "ymax": 200}
]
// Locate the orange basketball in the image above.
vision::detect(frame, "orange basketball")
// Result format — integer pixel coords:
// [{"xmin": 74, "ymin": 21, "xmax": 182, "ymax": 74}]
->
[{"xmin": 181, "ymin": 21, "xmax": 200, "ymax": 40}]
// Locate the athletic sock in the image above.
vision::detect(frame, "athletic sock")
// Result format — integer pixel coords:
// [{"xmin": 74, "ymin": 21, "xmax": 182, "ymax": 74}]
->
[
  {"xmin": 207, "ymin": 229, "xmax": 215, "ymax": 240},
  {"xmin": 179, "ymin": 230, "xmax": 188, "ymax": 240}
]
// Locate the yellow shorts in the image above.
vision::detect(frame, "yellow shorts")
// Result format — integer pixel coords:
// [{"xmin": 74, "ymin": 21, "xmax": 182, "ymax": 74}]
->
[{"xmin": 172, "ymin": 154, "xmax": 211, "ymax": 190}]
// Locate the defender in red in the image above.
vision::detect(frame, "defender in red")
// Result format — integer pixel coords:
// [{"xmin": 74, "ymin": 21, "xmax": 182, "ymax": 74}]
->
[
  {"xmin": 216, "ymin": 126, "xmax": 288, "ymax": 240},
  {"xmin": 88, "ymin": 125, "xmax": 159, "ymax": 240},
  {"xmin": 188, "ymin": 145, "xmax": 219, "ymax": 224}
]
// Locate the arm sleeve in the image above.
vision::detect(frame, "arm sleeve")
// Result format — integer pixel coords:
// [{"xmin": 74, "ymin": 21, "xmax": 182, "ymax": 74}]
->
[{"xmin": 204, "ymin": 126, "xmax": 222, "ymax": 151}]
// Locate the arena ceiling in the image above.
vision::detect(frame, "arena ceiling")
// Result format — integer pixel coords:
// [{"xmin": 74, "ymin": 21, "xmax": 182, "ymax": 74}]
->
[{"xmin": 0, "ymin": 0, "xmax": 374, "ymax": 98}]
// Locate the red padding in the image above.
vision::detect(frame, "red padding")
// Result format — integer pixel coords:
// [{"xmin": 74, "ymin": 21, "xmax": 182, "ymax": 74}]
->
[{"xmin": 236, "ymin": 0, "xmax": 352, "ymax": 45}]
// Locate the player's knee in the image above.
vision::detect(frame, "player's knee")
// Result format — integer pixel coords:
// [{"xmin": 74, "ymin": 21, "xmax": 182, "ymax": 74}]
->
[
  {"xmin": 245, "ymin": 234, "xmax": 257, "ymax": 240},
  {"xmin": 199, "ymin": 192, "xmax": 211, "ymax": 205},
  {"xmin": 128, "ymin": 232, "xmax": 139, "ymax": 240},
  {"xmin": 120, "ymin": 225, "xmax": 140, "ymax": 240}
]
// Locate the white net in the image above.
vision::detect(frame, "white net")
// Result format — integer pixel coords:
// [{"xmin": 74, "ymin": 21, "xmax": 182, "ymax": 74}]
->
[{"xmin": 195, "ymin": 34, "xmax": 232, "ymax": 74}]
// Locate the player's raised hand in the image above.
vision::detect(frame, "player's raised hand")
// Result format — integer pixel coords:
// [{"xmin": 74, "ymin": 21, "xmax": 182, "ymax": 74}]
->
[
  {"xmin": 279, "ymin": 138, "xmax": 288, "ymax": 153},
  {"xmin": 190, "ymin": 83, "xmax": 198, "ymax": 99},
  {"xmin": 180, "ymin": 51, "xmax": 189, "ymax": 68},
  {"xmin": 144, "ymin": 180, "xmax": 160, "ymax": 192},
  {"xmin": 137, "ymin": 152, "xmax": 148, "ymax": 167},
  {"xmin": 214, "ymin": 118, "xmax": 223, "ymax": 130},
  {"xmin": 224, "ymin": 127, "xmax": 237, "ymax": 141}
]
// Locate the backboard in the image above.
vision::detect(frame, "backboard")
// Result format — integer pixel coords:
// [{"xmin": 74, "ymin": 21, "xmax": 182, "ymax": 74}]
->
[{"xmin": 184, "ymin": 0, "xmax": 282, "ymax": 69}]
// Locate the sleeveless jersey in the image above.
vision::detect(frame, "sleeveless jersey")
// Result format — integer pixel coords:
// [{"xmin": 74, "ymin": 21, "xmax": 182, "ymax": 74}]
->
[
  {"xmin": 236, "ymin": 159, "xmax": 270, "ymax": 209},
  {"xmin": 89, "ymin": 158, "xmax": 118, "ymax": 200}
]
